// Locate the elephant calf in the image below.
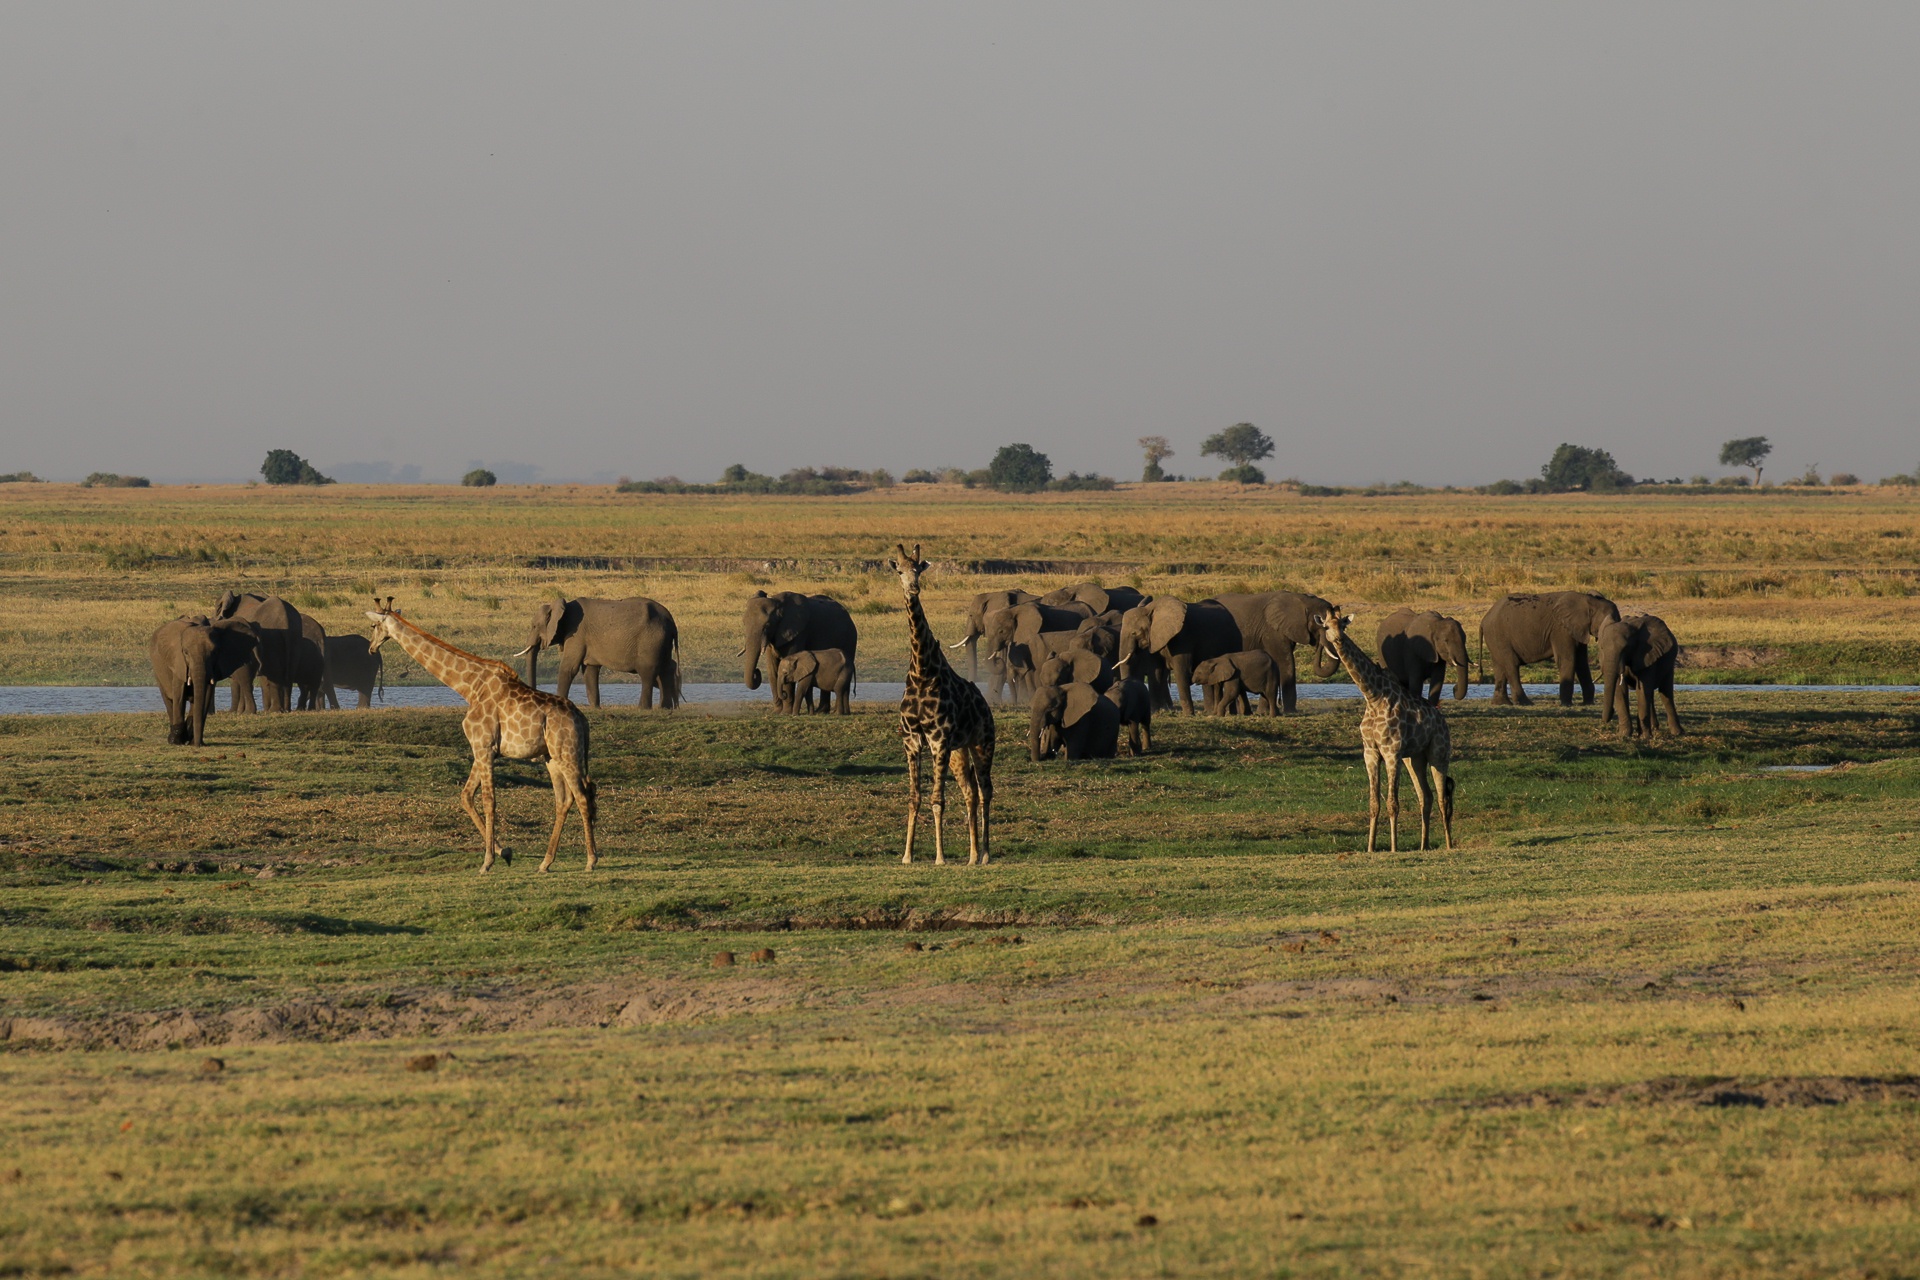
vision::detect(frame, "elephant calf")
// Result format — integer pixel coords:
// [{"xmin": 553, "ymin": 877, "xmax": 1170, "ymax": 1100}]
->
[
  {"xmin": 1029, "ymin": 683, "xmax": 1120, "ymax": 761},
  {"xmin": 1192, "ymin": 651, "xmax": 1281, "ymax": 717},
  {"xmin": 1600, "ymin": 614, "xmax": 1683, "ymax": 739},
  {"xmin": 1104, "ymin": 677, "xmax": 1153, "ymax": 756},
  {"xmin": 775, "ymin": 648, "xmax": 855, "ymax": 714},
  {"xmin": 1034, "ymin": 649, "xmax": 1114, "ymax": 694}
]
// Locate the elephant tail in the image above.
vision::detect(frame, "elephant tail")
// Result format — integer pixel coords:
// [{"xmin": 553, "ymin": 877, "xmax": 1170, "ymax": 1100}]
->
[
  {"xmin": 660, "ymin": 635, "xmax": 683, "ymax": 709},
  {"xmin": 376, "ymin": 651, "xmax": 386, "ymax": 704}
]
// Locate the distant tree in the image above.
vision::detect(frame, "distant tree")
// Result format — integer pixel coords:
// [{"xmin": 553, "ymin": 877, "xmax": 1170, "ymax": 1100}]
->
[
  {"xmin": 988, "ymin": 443, "xmax": 1053, "ymax": 492},
  {"xmin": 261, "ymin": 450, "xmax": 332, "ymax": 486},
  {"xmin": 1201, "ymin": 423, "xmax": 1274, "ymax": 482},
  {"xmin": 1541, "ymin": 443, "xmax": 1633, "ymax": 493},
  {"xmin": 902, "ymin": 468, "xmax": 938, "ymax": 484},
  {"xmin": 1049, "ymin": 471, "xmax": 1117, "ymax": 491},
  {"xmin": 1830, "ymin": 472, "xmax": 1860, "ymax": 486},
  {"xmin": 1719, "ymin": 436, "xmax": 1771, "ymax": 485},
  {"xmin": 462, "ymin": 469, "xmax": 498, "ymax": 487},
  {"xmin": 82, "ymin": 472, "xmax": 151, "ymax": 488},
  {"xmin": 721, "ymin": 463, "xmax": 751, "ymax": 484},
  {"xmin": 1137, "ymin": 435, "xmax": 1174, "ymax": 483},
  {"xmin": 0, "ymin": 471, "xmax": 42, "ymax": 483}
]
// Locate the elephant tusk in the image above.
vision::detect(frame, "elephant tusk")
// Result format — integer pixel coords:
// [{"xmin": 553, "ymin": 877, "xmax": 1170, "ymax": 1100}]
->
[
  {"xmin": 736, "ymin": 647, "xmax": 747, "ymax": 658},
  {"xmin": 947, "ymin": 638, "xmax": 970, "ymax": 649},
  {"xmin": 510, "ymin": 644, "xmax": 535, "ymax": 658}
]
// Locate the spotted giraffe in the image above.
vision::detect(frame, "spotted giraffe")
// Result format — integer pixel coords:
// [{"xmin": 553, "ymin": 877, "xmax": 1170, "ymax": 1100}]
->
[
  {"xmin": 366, "ymin": 601, "xmax": 598, "ymax": 873},
  {"xmin": 892, "ymin": 544, "xmax": 995, "ymax": 865},
  {"xmin": 1318, "ymin": 612, "xmax": 1454, "ymax": 853}
]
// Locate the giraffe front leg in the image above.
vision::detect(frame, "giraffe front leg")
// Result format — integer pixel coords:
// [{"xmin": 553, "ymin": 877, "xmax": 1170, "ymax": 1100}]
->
[
  {"xmin": 461, "ymin": 759, "xmax": 497, "ymax": 871},
  {"xmin": 1405, "ymin": 756, "xmax": 1432, "ymax": 851},
  {"xmin": 1385, "ymin": 752, "xmax": 1402, "ymax": 853},
  {"xmin": 1363, "ymin": 746, "xmax": 1382, "ymax": 853},
  {"xmin": 930, "ymin": 746, "xmax": 949, "ymax": 866},
  {"xmin": 952, "ymin": 749, "xmax": 980, "ymax": 866},
  {"xmin": 902, "ymin": 746, "xmax": 922, "ymax": 864},
  {"xmin": 540, "ymin": 762, "xmax": 572, "ymax": 872},
  {"xmin": 1432, "ymin": 764, "xmax": 1454, "ymax": 851}
]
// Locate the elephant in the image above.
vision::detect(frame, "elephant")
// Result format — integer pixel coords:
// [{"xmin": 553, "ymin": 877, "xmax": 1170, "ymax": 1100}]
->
[
  {"xmin": 1205, "ymin": 592, "xmax": 1342, "ymax": 713},
  {"xmin": 213, "ymin": 592, "xmax": 304, "ymax": 713},
  {"xmin": 1028, "ymin": 682, "xmax": 1120, "ymax": 761},
  {"xmin": 294, "ymin": 614, "xmax": 327, "ymax": 710},
  {"xmin": 1193, "ymin": 651, "xmax": 1282, "ymax": 716},
  {"xmin": 1104, "ymin": 677, "xmax": 1153, "ymax": 756},
  {"xmin": 1376, "ymin": 608, "xmax": 1470, "ymax": 705},
  {"xmin": 1479, "ymin": 591, "xmax": 1621, "ymax": 706},
  {"xmin": 522, "ymin": 597, "xmax": 681, "ymax": 709},
  {"xmin": 1115, "ymin": 597, "xmax": 1239, "ymax": 716},
  {"xmin": 954, "ymin": 589, "xmax": 1038, "ymax": 680},
  {"xmin": 148, "ymin": 615, "xmax": 259, "ymax": 746},
  {"xmin": 1071, "ymin": 620, "xmax": 1122, "ymax": 665},
  {"xmin": 742, "ymin": 591, "xmax": 858, "ymax": 699},
  {"xmin": 1038, "ymin": 583, "xmax": 1147, "ymax": 617},
  {"xmin": 983, "ymin": 602, "xmax": 1096, "ymax": 701},
  {"xmin": 320, "ymin": 633, "xmax": 385, "ymax": 709},
  {"xmin": 775, "ymin": 648, "xmax": 855, "ymax": 714},
  {"xmin": 1034, "ymin": 649, "xmax": 1115, "ymax": 694},
  {"xmin": 1600, "ymin": 614, "xmax": 1683, "ymax": 739}
]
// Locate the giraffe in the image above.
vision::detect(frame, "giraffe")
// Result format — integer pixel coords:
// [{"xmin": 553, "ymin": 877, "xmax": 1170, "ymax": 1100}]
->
[
  {"xmin": 365, "ymin": 600, "xmax": 598, "ymax": 873},
  {"xmin": 892, "ymin": 544, "xmax": 995, "ymax": 865},
  {"xmin": 1318, "ymin": 612, "xmax": 1454, "ymax": 853}
]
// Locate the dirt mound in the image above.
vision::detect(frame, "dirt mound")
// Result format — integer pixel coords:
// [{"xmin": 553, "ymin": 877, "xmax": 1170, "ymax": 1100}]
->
[
  {"xmin": 0, "ymin": 976, "xmax": 803, "ymax": 1052},
  {"xmin": 1461, "ymin": 1075, "xmax": 1920, "ymax": 1110},
  {"xmin": 1675, "ymin": 645, "xmax": 1785, "ymax": 670}
]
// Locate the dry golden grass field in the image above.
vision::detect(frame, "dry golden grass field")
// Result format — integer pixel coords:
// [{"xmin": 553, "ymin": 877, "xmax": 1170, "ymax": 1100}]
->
[{"xmin": 2, "ymin": 481, "xmax": 1919, "ymax": 1277}]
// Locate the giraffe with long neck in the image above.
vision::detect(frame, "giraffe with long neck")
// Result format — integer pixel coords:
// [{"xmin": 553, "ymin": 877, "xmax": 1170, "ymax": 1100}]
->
[
  {"xmin": 893, "ymin": 544, "xmax": 995, "ymax": 865},
  {"xmin": 366, "ymin": 601, "xmax": 598, "ymax": 873},
  {"xmin": 1319, "ymin": 612, "xmax": 1454, "ymax": 853}
]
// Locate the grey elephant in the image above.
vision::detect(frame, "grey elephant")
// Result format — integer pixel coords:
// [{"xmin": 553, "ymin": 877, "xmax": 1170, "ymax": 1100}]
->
[
  {"xmin": 294, "ymin": 614, "xmax": 328, "ymax": 710},
  {"xmin": 1028, "ymin": 682, "xmax": 1120, "ymax": 761},
  {"xmin": 1034, "ymin": 648, "xmax": 1115, "ymax": 694},
  {"xmin": 1104, "ymin": 677, "xmax": 1153, "ymax": 755},
  {"xmin": 1377, "ymin": 608, "xmax": 1470, "ymax": 705},
  {"xmin": 1479, "ymin": 591, "xmax": 1621, "ymax": 706},
  {"xmin": 954, "ymin": 589, "xmax": 1038, "ymax": 680},
  {"xmin": 1600, "ymin": 614, "xmax": 1683, "ymax": 739},
  {"xmin": 1117, "ymin": 597, "xmax": 1231, "ymax": 715},
  {"xmin": 1038, "ymin": 582, "xmax": 1147, "ymax": 617},
  {"xmin": 213, "ymin": 592, "xmax": 304, "ymax": 713},
  {"xmin": 148, "ymin": 615, "xmax": 259, "ymax": 746},
  {"xmin": 321, "ymin": 632, "xmax": 385, "ymax": 709},
  {"xmin": 1206, "ymin": 592, "xmax": 1342, "ymax": 713},
  {"xmin": 984, "ymin": 602, "xmax": 1095, "ymax": 701},
  {"xmin": 523, "ymin": 597, "xmax": 681, "ymax": 709},
  {"xmin": 775, "ymin": 648, "xmax": 855, "ymax": 714},
  {"xmin": 743, "ymin": 591, "xmax": 858, "ymax": 699},
  {"xmin": 1071, "ymin": 620, "xmax": 1122, "ymax": 665},
  {"xmin": 1193, "ymin": 651, "xmax": 1281, "ymax": 716}
]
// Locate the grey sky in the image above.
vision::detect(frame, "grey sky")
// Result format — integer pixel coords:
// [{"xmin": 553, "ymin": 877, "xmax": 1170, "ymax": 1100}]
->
[{"xmin": 3, "ymin": 4, "xmax": 1915, "ymax": 485}]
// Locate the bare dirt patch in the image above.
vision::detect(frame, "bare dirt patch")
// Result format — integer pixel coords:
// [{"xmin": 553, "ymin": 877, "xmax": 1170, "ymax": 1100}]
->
[
  {"xmin": 1461, "ymin": 1075, "xmax": 1920, "ymax": 1110},
  {"xmin": 1676, "ymin": 645, "xmax": 1786, "ymax": 670}
]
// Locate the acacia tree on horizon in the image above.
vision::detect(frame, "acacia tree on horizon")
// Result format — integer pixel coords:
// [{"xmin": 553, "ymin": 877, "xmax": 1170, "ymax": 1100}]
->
[
  {"xmin": 1200, "ymin": 423, "xmax": 1274, "ymax": 484},
  {"xmin": 1137, "ymin": 435, "xmax": 1174, "ymax": 482},
  {"xmin": 1719, "ymin": 436, "xmax": 1771, "ymax": 485}
]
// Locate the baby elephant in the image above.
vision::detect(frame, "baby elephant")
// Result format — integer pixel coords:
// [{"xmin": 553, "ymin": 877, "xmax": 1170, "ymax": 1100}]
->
[
  {"xmin": 775, "ymin": 648, "xmax": 854, "ymax": 715},
  {"xmin": 1033, "ymin": 649, "xmax": 1114, "ymax": 694},
  {"xmin": 1192, "ymin": 651, "xmax": 1281, "ymax": 717},
  {"xmin": 1599, "ymin": 614, "xmax": 1683, "ymax": 739},
  {"xmin": 1104, "ymin": 676, "xmax": 1153, "ymax": 756},
  {"xmin": 1029, "ymin": 682, "xmax": 1120, "ymax": 761}
]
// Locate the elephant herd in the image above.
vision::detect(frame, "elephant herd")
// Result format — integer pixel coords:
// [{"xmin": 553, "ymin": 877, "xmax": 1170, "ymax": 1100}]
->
[{"xmin": 147, "ymin": 578, "xmax": 1683, "ymax": 752}]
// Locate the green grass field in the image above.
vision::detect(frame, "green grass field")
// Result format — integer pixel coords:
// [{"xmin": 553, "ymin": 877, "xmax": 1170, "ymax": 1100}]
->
[{"xmin": 5, "ymin": 687, "xmax": 1920, "ymax": 1276}]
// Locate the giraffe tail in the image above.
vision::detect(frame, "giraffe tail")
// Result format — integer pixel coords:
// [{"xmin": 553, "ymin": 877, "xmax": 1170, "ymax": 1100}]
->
[{"xmin": 581, "ymin": 775, "xmax": 598, "ymax": 825}]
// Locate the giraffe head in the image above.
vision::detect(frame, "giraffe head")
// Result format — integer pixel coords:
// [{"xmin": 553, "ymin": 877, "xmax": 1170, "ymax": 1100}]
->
[
  {"xmin": 889, "ymin": 543, "xmax": 930, "ymax": 598},
  {"xmin": 364, "ymin": 597, "xmax": 403, "ymax": 650},
  {"xmin": 1316, "ymin": 612, "xmax": 1354, "ymax": 665}
]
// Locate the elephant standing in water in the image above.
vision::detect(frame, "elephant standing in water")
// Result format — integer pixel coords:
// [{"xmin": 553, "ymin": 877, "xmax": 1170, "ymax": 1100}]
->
[
  {"xmin": 1479, "ymin": 592, "xmax": 1620, "ymax": 706},
  {"xmin": 1117, "ymin": 591, "xmax": 1338, "ymax": 715},
  {"xmin": 775, "ymin": 648, "xmax": 855, "ymax": 714},
  {"xmin": 953, "ymin": 589, "xmax": 1037, "ymax": 680},
  {"xmin": 213, "ymin": 592, "xmax": 304, "ymax": 712},
  {"xmin": 1377, "ymin": 609, "xmax": 1470, "ymax": 705},
  {"xmin": 1600, "ymin": 614, "xmax": 1683, "ymax": 738},
  {"xmin": 321, "ymin": 633, "xmax": 385, "ymax": 709},
  {"xmin": 742, "ymin": 591, "xmax": 857, "ymax": 701},
  {"xmin": 148, "ymin": 615, "xmax": 259, "ymax": 745},
  {"xmin": 522, "ymin": 597, "xmax": 681, "ymax": 708}
]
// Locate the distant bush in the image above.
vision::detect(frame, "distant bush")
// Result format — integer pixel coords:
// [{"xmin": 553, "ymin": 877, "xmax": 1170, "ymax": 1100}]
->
[
  {"xmin": 1217, "ymin": 464, "xmax": 1267, "ymax": 484},
  {"xmin": 902, "ymin": 468, "xmax": 938, "ymax": 484},
  {"xmin": 1830, "ymin": 472, "xmax": 1860, "ymax": 486},
  {"xmin": 1542, "ymin": 443, "xmax": 1633, "ymax": 492},
  {"xmin": 261, "ymin": 450, "xmax": 333, "ymax": 486},
  {"xmin": 1715, "ymin": 475, "xmax": 1751, "ymax": 488},
  {"xmin": 1481, "ymin": 479, "xmax": 1526, "ymax": 495},
  {"xmin": 462, "ymin": 469, "xmax": 498, "ymax": 487},
  {"xmin": 619, "ymin": 464, "xmax": 895, "ymax": 497},
  {"xmin": 1784, "ymin": 465, "xmax": 1823, "ymax": 487},
  {"xmin": 1880, "ymin": 472, "xmax": 1918, "ymax": 487},
  {"xmin": 1048, "ymin": 471, "xmax": 1116, "ymax": 492},
  {"xmin": 1688, "ymin": 474, "xmax": 1711, "ymax": 486},
  {"xmin": 0, "ymin": 471, "xmax": 43, "ymax": 483},
  {"xmin": 988, "ymin": 444, "xmax": 1053, "ymax": 492},
  {"xmin": 82, "ymin": 472, "xmax": 150, "ymax": 488}
]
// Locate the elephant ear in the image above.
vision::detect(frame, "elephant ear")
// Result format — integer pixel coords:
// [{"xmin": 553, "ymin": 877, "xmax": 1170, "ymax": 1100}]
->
[
  {"xmin": 1070, "ymin": 651, "xmax": 1103, "ymax": 683},
  {"xmin": 1147, "ymin": 599, "xmax": 1187, "ymax": 653},
  {"xmin": 1063, "ymin": 683, "xmax": 1102, "ymax": 728},
  {"xmin": 1636, "ymin": 618, "xmax": 1675, "ymax": 666},
  {"xmin": 773, "ymin": 607, "xmax": 805, "ymax": 648},
  {"xmin": 538, "ymin": 602, "xmax": 568, "ymax": 648},
  {"xmin": 214, "ymin": 590, "xmax": 241, "ymax": 621}
]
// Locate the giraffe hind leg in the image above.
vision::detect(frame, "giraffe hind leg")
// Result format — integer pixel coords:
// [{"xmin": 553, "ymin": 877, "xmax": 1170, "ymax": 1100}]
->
[
  {"xmin": 540, "ymin": 762, "xmax": 572, "ymax": 872},
  {"xmin": 929, "ymin": 746, "xmax": 949, "ymax": 866},
  {"xmin": 1385, "ymin": 751, "xmax": 1402, "ymax": 854},
  {"xmin": 951, "ymin": 748, "xmax": 980, "ymax": 866},
  {"xmin": 902, "ymin": 744, "xmax": 922, "ymax": 864},
  {"xmin": 1363, "ymin": 747, "xmax": 1382, "ymax": 853},
  {"xmin": 970, "ymin": 741, "xmax": 994, "ymax": 865},
  {"xmin": 1404, "ymin": 756, "xmax": 1432, "ymax": 852}
]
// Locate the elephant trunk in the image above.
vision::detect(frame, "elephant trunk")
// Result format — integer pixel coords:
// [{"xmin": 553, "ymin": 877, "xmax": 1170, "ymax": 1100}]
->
[
  {"xmin": 524, "ymin": 639, "xmax": 541, "ymax": 689},
  {"xmin": 1311, "ymin": 641, "xmax": 1341, "ymax": 680},
  {"xmin": 1029, "ymin": 712, "xmax": 1052, "ymax": 762},
  {"xmin": 743, "ymin": 634, "xmax": 765, "ymax": 689}
]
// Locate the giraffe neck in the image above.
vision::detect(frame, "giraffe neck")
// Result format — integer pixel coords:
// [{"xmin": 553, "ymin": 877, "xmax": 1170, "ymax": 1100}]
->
[
  {"xmin": 384, "ymin": 620, "xmax": 502, "ymax": 700},
  {"xmin": 903, "ymin": 590, "xmax": 943, "ymax": 679},
  {"xmin": 1336, "ymin": 634, "xmax": 1400, "ymax": 709}
]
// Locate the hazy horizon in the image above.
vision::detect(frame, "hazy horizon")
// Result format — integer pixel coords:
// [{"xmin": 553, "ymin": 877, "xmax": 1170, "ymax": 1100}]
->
[{"xmin": 4, "ymin": 4, "xmax": 1917, "ymax": 487}]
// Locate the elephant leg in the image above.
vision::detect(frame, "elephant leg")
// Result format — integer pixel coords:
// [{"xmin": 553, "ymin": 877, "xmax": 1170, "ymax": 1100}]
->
[
  {"xmin": 902, "ymin": 745, "xmax": 923, "ymax": 864},
  {"xmin": 1553, "ymin": 645, "xmax": 1578, "ymax": 707},
  {"xmin": 584, "ymin": 665, "xmax": 602, "ymax": 709},
  {"xmin": 1170, "ymin": 654, "xmax": 1197, "ymax": 715},
  {"xmin": 1575, "ymin": 645, "xmax": 1597, "ymax": 705},
  {"xmin": 638, "ymin": 670, "xmax": 655, "ymax": 710},
  {"xmin": 356, "ymin": 689, "xmax": 372, "ymax": 709},
  {"xmin": 1262, "ymin": 676, "xmax": 1280, "ymax": 717},
  {"xmin": 1404, "ymin": 756, "xmax": 1431, "ymax": 851},
  {"xmin": 539, "ymin": 762, "xmax": 573, "ymax": 873},
  {"xmin": 1363, "ymin": 746, "xmax": 1383, "ymax": 853},
  {"xmin": 929, "ymin": 745, "xmax": 949, "ymax": 866},
  {"xmin": 1278, "ymin": 645, "xmax": 1298, "ymax": 714},
  {"xmin": 837, "ymin": 682, "xmax": 852, "ymax": 715},
  {"xmin": 1638, "ymin": 679, "xmax": 1655, "ymax": 740},
  {"xmin": 1659, "ymin": 684, "xmax": 1683, "ymax": 737},
  {"xmin": 556, "ymin": 658, "xmax": 578, "ymax": 705},
  {"xmin": 1432, "ymin": 764, "xmax": 1454, "ymax": 851}
]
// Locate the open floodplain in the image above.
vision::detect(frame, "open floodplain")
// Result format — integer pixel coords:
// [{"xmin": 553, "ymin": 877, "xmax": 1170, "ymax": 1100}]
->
[{"xmin": 2, "ymin": 482, "xmax": 1919, "ymax": 1276}]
